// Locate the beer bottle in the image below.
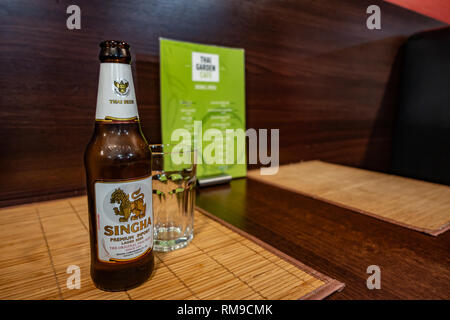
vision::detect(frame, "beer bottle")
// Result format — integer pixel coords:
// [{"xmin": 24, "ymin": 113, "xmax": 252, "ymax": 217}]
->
[{"xmin": 84, "ymin": 40, "xmax": 154, "ymax": 291}]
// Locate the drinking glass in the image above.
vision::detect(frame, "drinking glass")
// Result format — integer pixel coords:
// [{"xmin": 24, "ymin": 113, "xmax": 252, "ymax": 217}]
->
[{"xmin": 150, "ymin": 144, "xmax": 196, "ymax": 252}]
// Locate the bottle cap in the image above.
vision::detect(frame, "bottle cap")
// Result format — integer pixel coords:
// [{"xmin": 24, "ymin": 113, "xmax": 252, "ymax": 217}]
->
[{"xmin": 99, "ymin": 40, "xmax": 131, "ymax": 64}]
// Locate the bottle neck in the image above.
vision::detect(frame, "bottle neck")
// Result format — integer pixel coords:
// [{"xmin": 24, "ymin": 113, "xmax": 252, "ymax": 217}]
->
[
  {"xmin": 93, "ymin": 120, "xmax": 149, "ymax": 150},
  {"xmin": 95, "ymin": 62, "xmax": 139, "ymax": 121},
  {"xmin": 94, "ymin": 120, "xmax": 144, "ymax": 136}
]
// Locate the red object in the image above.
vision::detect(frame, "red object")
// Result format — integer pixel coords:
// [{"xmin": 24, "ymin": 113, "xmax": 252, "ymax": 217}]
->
[{"xmin": 385, "ymin": 0, "xmax": 450, "ymax": 24}]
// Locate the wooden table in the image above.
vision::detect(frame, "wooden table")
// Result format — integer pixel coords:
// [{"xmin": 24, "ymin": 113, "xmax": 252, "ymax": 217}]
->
[{"xmin": 196, "ymin": 178, "xmax": 450, "ymax": 299}]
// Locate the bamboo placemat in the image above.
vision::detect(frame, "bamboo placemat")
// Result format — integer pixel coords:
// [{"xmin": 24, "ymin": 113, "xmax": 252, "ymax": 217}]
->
[
  {"xmin": 247, "ymin": 161, "xmax": 450, "ymax": 236},
  {"xmin": 0, "ymin": 196, "xmax": 343, "ymax": 300}
]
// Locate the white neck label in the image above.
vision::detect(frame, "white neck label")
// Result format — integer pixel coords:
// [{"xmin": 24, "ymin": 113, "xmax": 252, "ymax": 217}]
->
[{"xmin": 95, "ymin": 63, "xmax": 139, "ymax": 120}]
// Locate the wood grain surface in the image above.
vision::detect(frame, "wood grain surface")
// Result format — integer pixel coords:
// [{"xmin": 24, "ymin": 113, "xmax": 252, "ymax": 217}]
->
[
  {"xmin": 0, "ymin": 0, "xmax": 443, "ymax": 206},
  {"xmin": 196, "ymin": 178, "xmax": 450, "ymax": 299}
]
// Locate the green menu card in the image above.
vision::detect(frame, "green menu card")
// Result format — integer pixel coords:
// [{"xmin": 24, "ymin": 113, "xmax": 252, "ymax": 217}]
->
[{"xmin": 160, "ymin": 38, "xmax": 246, "ymax": 179}]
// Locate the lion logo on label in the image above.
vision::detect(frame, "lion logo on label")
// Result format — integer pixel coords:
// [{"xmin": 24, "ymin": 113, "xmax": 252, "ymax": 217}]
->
[
  {"xmin": 113, "ymin": 80, "xmax": 129, "ymax": 96},
  {"xmin": 110, "ymin": 187, "xmax": 146, "ymax": 222}
]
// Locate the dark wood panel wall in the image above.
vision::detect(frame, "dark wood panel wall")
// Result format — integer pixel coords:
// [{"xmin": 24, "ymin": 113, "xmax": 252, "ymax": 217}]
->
[{"xmin": 0, "ymin": 0, "xmax": 442, "ymax": 206}]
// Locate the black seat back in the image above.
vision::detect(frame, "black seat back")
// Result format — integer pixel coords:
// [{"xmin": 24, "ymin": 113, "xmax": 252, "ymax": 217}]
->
[{"xmin": 391, "ymin": 27, "xmax": 450, "ymax": 186}]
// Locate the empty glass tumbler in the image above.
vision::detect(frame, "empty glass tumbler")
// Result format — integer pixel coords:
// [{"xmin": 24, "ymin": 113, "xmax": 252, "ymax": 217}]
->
[{"xmin": 150, "ymin": 144, "xmax": 196, "ymax": 252}]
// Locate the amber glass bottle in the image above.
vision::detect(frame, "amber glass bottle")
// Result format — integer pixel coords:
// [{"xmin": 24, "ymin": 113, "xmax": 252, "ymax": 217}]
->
[{"xmin": 84, "ymin": 40, "xmax": 154, "ymax": 291}]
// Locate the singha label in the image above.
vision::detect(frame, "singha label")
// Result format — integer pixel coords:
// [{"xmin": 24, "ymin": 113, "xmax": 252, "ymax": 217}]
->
[
  {"xmin": 95, "ymin": 63, "xmax": 139, "ymax": 120},
  {"xmin": 95, "ymin": 176, "xmax": 153, "ymax": 263}
]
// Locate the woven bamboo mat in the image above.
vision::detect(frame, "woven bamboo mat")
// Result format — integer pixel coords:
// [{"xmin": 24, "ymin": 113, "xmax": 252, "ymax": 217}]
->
[
  {"xmin": 247, "ymin": 161, "xmax": 450, "ymax": 236},
  {"xmin": 0, "ymin": 196, "xmax": 343, "ymax": 300}
]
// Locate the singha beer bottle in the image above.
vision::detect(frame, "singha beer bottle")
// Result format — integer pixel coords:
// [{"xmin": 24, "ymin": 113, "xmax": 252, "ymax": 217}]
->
[{"xmin": 84, "ymin": 40, "xmax": 154, "ymax": 291}]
